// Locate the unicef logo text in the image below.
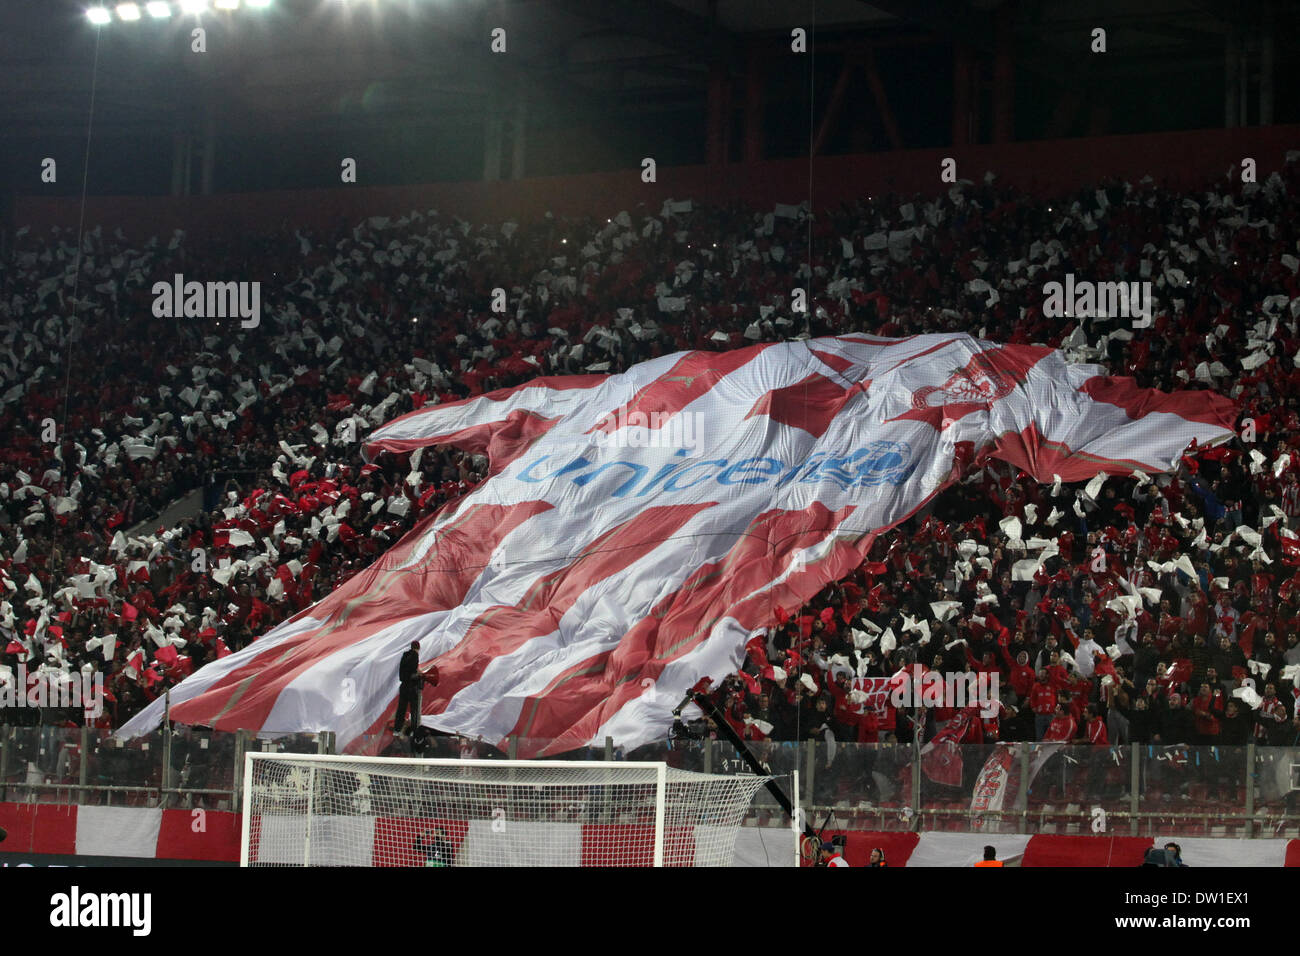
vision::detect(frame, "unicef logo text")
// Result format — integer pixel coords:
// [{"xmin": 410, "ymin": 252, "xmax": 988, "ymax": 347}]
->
[{"xmin": 515, "ymin": 440, "xmax": 916, "ymax": 498}]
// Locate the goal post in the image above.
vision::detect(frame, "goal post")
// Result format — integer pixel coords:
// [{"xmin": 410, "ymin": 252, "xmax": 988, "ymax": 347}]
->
[{"xmin": 241, "ymin": 752, "xmax": 769, "ymax": 867}]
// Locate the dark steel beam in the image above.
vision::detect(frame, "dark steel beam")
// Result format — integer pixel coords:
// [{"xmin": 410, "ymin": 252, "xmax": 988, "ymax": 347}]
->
[
  {"xmin": 547, "ymin": 0, "xmax": 741, "ymax": 68},
  {"xmin": 855, "ymin": 0, "xmax": 995, "ymax": 52}
]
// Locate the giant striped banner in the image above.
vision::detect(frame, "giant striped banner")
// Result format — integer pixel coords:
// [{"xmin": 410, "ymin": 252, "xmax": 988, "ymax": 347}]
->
[{"xmin": 120, "ymin": 334, "xmax": 1236, "ymax": 755}]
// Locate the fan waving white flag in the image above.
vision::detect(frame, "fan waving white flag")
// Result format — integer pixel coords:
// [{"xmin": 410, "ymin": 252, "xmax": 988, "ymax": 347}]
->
[{"xmin": 120, "ymin": 334, "xmax": 1236, "ymax": 755}]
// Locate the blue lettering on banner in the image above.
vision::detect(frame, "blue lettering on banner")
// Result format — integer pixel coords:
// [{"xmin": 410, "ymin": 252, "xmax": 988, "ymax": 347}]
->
[{"xmin": 515, "ymin": 441, "xmax": 915, "ymax": 497}]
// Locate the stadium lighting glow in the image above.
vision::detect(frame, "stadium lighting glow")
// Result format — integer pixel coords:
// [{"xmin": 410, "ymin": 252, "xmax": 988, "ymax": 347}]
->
[
  {"xmin": 146, "ymin": 1, "xmax": 171, "ymax": 16},
  {"xmin": 87, "ymin": 6, "xmax": 112, "ymax": 23},
  {"xmin": 214, "ymin": 0, "xmax": 239, "ymax": 9},
  {"xmin": 179, "ymin": 0, "xmax": 208, "ymax": 12},
  {"xmin": 245, "ymin": 0, "xmax": 271, "ymax": 7},
  {"xmin": 116, "ymin": 3, "xmax": 141, "ymax": 19}
]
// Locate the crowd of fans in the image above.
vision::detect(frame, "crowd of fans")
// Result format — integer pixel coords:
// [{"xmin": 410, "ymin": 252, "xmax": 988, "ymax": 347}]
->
[{"xmin": 3, "ymin": 158, "xmax": 1300, "ymax": 773}]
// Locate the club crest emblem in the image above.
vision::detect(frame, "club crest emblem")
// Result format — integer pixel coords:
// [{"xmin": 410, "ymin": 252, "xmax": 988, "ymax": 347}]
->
[{"xmin": 911, "ymin": 356, "xmax": 1013, "ymax": 409}]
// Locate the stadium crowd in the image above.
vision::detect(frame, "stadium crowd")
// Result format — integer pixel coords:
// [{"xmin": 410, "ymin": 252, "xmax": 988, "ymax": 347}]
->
[{"xmin": 3, "ymin": 158, "xmax": 1300, "ymax": 766}]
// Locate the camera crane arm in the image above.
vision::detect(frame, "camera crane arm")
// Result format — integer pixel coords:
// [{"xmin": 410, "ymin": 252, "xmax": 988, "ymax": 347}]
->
[{"xmin": 681, "ymin": 688, "xmax": 822, "ymax": 849}]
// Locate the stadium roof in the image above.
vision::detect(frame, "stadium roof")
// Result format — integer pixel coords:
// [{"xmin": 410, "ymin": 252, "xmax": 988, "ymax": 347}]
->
[{"xmin": 0, "ymin": 0, "xmax": 1295, "ymax": 194}]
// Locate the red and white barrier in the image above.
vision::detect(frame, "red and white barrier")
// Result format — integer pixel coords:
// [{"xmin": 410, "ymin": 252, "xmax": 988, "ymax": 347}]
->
[
  {"xmin": 0, "ymin": 802, "xmax": 240, "ymax": 862},
  {"xmin": 814, "ymin": 829, "xmax": 1299, "ymax": 867},
  {"xmin": 2, "ymin": 803, "xmax": 1296, "ymax": 865}
]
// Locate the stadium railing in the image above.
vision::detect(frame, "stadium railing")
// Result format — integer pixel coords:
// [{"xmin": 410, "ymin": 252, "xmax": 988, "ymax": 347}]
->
[
  {"xmin": 1, "ymin": 725, "xmax": 1295, "ymax": 837},
  {"xmin": 0, "ymin": 724, "xmax": 331, "ymax": 812}
]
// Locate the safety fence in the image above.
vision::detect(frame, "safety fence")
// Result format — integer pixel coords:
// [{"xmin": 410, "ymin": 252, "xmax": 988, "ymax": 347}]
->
[{"xmin": 1, "ymin": 726, "xmax": 1297, "ymax": 838}]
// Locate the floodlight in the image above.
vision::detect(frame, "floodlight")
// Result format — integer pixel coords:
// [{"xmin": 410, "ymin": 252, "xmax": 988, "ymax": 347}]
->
[{"xmin": 87, "ymin": 6, "xmax": 112, "ymax": 24}]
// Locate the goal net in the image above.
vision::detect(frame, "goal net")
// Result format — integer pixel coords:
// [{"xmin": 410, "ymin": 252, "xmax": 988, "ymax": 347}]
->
[{"xmin": 241, "ymin": 754, "xmax": 770, "ymax": 867}]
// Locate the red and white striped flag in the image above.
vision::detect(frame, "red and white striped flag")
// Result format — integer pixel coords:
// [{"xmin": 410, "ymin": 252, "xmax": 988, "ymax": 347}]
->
[{"xmin": 119, "ymin": 334, "xmax": 1236, "ymax": 756}]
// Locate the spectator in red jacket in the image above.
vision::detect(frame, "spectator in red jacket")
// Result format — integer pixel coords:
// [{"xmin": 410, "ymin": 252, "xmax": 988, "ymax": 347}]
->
[
  {"xmin": 1083, "ymin": 703, "xmax": 1108, "ymax": 745},
  {"xmin": 1046, "ymin": 703, "xmax": 1078, "ymax": 743},
  {"xmin": 1029, "ymin": 671, "xmax": 1057, "ymax": 740},
  {"xmin": 1256, "ymin": 683, "xmax": 1291, "ymax": 745},
  {"xmin": 1044, "ymin": 651, "xmax": 1071, "ymax": 693},
  {"xmin": 1191, "ymin": 682, "xmax": 1224, "ymax": 743},
  {"xmin": 1004, "ymin": 649, "xmax": 1035, "ymax": 701}
]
